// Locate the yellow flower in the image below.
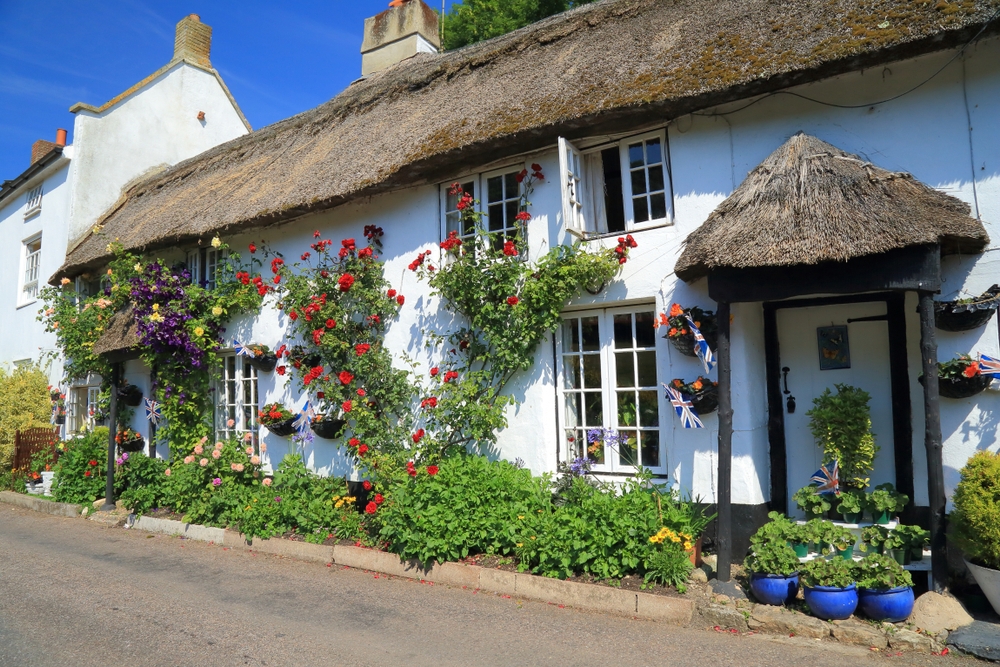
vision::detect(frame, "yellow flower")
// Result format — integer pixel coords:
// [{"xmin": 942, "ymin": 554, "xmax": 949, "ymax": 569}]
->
[
  {"xmin": 335, "ymin": 500, "xmax": 344, "ymax": 508},
  {"xmin": 211, "ymin": 236, "xmax": 222, "ymax": 248},
  {"xmin": 149, "ymin": 313, "xmax": 164, "ymax": 323},
  {"xmin": 107, "ymin": 269, "xmax": 113, "ymax": 276},
  {"xmin": 212, "ymin": 306, "xmax": 223, "ymax": 316},
  {"xmin": 134, "ymin": 263, "xmax": 142, "ymax": 272},
  {"xmin": 152, "ymin": 303, "xmax": 159, "ymax": 311},
  {"xmin": 516, "ymin": 543, "xmax": 523, "ymax": 548},
  {"xmin": 530, "ymin": 536, "xmax": 536, "ymax": 540},
  {"xmin": 517, "ymin": 515, "xmax": 524, "ymax": 520},
  {"xmin": 194, "ymin": 327, "xmax": 204, "ymax": 337}
]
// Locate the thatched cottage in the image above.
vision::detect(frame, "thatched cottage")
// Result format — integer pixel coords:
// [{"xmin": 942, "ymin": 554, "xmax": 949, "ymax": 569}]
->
[{"xmin": 52, "ymin": 0, "xmax": 1000, "ymax": 584}]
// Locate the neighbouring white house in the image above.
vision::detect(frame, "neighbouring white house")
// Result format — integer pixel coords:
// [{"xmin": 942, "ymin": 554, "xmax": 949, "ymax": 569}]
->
[
  {"xmin": 50, "ymin": 0, "xmax": 1000, "ymax": 583},
  {"xmin": 0, "ymin": 14, "xmax": 250, "ymax": 434}
]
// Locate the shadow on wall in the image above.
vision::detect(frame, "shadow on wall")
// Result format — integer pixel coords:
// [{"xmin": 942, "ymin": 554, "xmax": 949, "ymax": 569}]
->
[{"xmin": 945, "ymin": 396, "xmax": 1000, "ymax": 495}]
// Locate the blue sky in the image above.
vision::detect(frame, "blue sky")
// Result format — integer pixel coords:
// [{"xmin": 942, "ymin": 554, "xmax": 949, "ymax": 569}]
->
[{"xmin": 0, "ymin": 0, "xmax": 456, "ymax": 179}]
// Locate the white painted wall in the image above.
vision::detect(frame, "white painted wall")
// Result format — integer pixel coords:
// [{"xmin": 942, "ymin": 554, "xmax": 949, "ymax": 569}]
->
[{"xmin": 67, "ymin": 62, "xmax": 248, "ymax": 246}]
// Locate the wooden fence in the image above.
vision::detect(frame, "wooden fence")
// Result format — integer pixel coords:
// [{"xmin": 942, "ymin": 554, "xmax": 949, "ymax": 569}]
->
[{"xmin": 12, "ymin": 427, "xmax": 61, "ymax": 472}]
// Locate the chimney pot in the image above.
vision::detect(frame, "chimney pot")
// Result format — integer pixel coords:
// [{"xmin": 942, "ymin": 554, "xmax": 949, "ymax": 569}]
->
[
  {"xmin": 55, "ymin": 129, "xmax": 67, "ymax": 146},
  {"xmin": 174, "ymin": 14, "xmax": 212, "ymax": 67},
  {"xmin": 361, "ymin": 0, "xmax": 439, "ymax": 76}
]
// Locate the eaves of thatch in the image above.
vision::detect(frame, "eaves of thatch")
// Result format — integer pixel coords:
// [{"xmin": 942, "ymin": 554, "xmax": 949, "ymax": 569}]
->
[
  {"xmin": 54, "ymin": 0, "xmax": 1000, "ymax": 283},
  {"xmin": 674, "ymin": 133, "xmax": 989, "ymax": 282},
  {"xmin": 92, "ymin": 308, "xmax": 139, "ymax": 357}
]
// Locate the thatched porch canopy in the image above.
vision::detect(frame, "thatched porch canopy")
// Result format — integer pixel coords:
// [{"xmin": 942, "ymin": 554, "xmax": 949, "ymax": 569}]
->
[
  {"xmin": 674, "ymin": 133, "xmax": 989, "ymax": 283},
  {"xmin": 92, "ymin": 308, "xmax": 139, "ymax": 359}
]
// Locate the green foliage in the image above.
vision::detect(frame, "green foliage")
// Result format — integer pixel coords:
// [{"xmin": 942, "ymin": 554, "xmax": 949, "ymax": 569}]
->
[
  {"xmin": 0, "ymin": 467, "xmax": 28, "ymax": 492},
  {"xmin": 643, "ymin": 541, "xmax": 693, "ymax": 592},
  {"xmin": 801, "ymin": 556, "xmax": 855, "ymax": 588},
  {"xmin": 836, "ymin": 489, "xmax": 866, "ymax": 517},
  {"xmin": 52, "ymin": 428, "xmax": 109, "ymax": 504},
  {"xmin": 515, "ymin": 476, "xmax": 662, "ymax": 580},
  {"xmin": 853, "ymin": 553, "xmax": 913, "ymax": 590},
  {"xmin": 807, "ymin": 384, "xmax": 879, "ymax": 489},
  {"xmin": 859, "ymin": 525, "xmax": 906, "ymax": 552},
  {"xmin": 0, "ymin": 364, "xmax": 53, "ymax": 470},
  {"xmin": 441, "ymin": 0, "xmax": 595, "ymax": 50},
  {"xmin": 866, "ymin": 483, "xmax": 908, "ymax": 515},
  {"xmin": 37, "ymin": 286, "xmax": 111, "ymax": 381},
  {"xmin": 937, "ymin": 354, "xmax": 981, "ymax": 381},
  {"xmin": 951, "ymin": 450, "xmax": 1000, "ymax": 570},
  {"xmin": 161, "ymin": 436, "xmax": 263, "ymax": 526},
  {"xmin": 115, "ymin": 453, "xmax": 169, "ymax": 515},
  {"xmin": 377, "ymin": 454, "xmax": 548, "ymax": 563},
  {"xmin": 234, "ymin": 455, "xmax": 365, "ymax": 544},
  {"xmin": 745, "ymin": 542, "xmax": 801, "ymax": 577},
  {"xmin": 658, "ymin": 488, "xmax": 715, "ymax": 538},
  {"xmin": 815, "ymin": 521, "xmax": 856, "ymax": 551},
  {"xmin": 891, "ymin": 524, "xmax": 929, "ymax": 552},
  {"xmin": 749, "ymin": 511, "xmax": 799, "ymax": 549},
  {"xmin": 793, "ymin": 485, "xmax": 832, "ymax": 518}
]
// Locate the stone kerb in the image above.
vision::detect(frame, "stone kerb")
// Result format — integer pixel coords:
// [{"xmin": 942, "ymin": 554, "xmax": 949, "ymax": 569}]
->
[
  {"xmin": 225, "ymin": 529, "xmax": 333, "ymax": 565},
  {"xmin": 0, "ymin": 490, "xmax": 81, "ymax": 518},
  {"xmin": 130, "ymin": 514, "xmax": 225, "ymax": 543}
]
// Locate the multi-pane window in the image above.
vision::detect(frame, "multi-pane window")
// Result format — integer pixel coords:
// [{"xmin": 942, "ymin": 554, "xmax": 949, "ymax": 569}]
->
[
  {"xmin": 215, "ymin": 353, "xmax": 259, "ymax": 448},
  {"xmin": 440, "ymin": 167, "xmax": 525, "ymax": 250},
  {"xmin": 624, "ymin": 136, "xmax": 668, "ymax": 225},
  {"xmin": 445, "ymin": 180, "xmax": 476, "ymax": 240},
  {"xmin": 559, "ymin": 308, "xmax": 663, "ymax": 473},
  {"xmin": 24, "ymin": 185, "xmax": 42, "ymax": 219},
  {"xmin": 187, "ymin": 247, "xmax": 223, "ymax": 290},
  {"xmin": 20, "ymin": 236, "xmax": 41, "ymax": 304},
  {"xmin": 68, "ymin": 385, "xmax": 101, "ymax": 434}
]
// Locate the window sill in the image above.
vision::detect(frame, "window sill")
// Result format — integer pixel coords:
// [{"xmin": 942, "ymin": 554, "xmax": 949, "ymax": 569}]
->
[
  {"xmin": 16, "ymin": 298, "xmax": 38, "ymax": 310},
  {"xmin": 23, "ymin": 206, "xmax": 41, "ymax": 221},
  {"xmin": 574, "ymin": 222, "xmax": 674, "ymax": 242}
]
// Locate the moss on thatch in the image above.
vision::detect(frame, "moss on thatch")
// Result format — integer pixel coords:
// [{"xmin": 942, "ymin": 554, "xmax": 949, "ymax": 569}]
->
[
  {"xmin": 55, "ymin": 0, "xmax": 1000, "ymax": 282},
  {"xmin": 674, "ymin": 133, "xmax": 989, "ymax": 282}
]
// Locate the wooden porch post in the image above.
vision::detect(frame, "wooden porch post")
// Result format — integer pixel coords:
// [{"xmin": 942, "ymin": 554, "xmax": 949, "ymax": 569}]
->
[
  {"xmin": 716, "ymin": 300, "xmax": 733, "ymax": 583},
  {"xmin": 101, "ymin": 363, "xmax": 121, "ymax": 512},
  {"xmin": 918, "ymin": 291, "xmax": 947, "ymax": 591}
]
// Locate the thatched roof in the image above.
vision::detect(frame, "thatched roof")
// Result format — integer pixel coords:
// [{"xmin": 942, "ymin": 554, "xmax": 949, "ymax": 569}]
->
[
  {"xmin": 92, "ymin": 309, "xmax": 139, "ymax": 356},
  {"xmin": 674, "ymin": 133, "xmax": 989, "ymax": 282},
  {"xmin": 55, "ymin": 0, "xmax": 1000, "ymax": 281}
]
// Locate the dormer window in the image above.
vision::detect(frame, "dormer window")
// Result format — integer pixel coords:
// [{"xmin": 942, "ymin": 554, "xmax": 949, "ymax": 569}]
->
[{"xmin": 24, "ymin": 185, "xmax": 42, "ymax": 219}]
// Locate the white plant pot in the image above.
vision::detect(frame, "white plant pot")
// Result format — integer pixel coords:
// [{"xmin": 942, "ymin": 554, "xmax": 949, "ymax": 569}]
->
[{"xmin": 965, "ymin": 559, "xmax": 1000, "ymax": 617}]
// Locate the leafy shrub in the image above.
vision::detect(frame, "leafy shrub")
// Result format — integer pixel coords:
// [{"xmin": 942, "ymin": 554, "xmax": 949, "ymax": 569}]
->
[
  {"xmin": 0, "ymin": 364, "xmax": 52, "ymax": 470},
  {"xmin": 745, "ymin": 542, "xmax": 800, "ymax": 576},
  {"xmin": 951, "ymin": 450, "xmax": 1000, "ymax": 570},
  {"xmin": 52, "ymin": 428, "xmax": 109, "ymax": 504},
  {"xmin": 807, "ymin": 384, "xmax": 878, "ymax": 489},
  {"xmin": 161, "ymin": 436, "xmax": 263, "ymax": 526},
  {"xmin": 643, "ymin": 536, "xmax": 693, "ymax": 591},
  {"xmin": 115, "ymin": 452, "xmax": 168, "ymax": 515},
  {"xmin": 516, "ymin": 477, "xmax": 661, "ymax": 580},
  {"xmin": 377, "ymin": 454, "xmax": 549, "ymax": 563}
]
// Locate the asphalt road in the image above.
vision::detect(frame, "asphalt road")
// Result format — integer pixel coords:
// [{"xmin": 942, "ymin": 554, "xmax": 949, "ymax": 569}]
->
[{"xmin": 0, "ymin": 504, "xmax": 971, "ymax": 667}]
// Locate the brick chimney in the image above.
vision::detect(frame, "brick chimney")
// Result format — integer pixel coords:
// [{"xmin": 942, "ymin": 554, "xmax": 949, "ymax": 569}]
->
[
  {"xmin": 30, "ymin": 129, "xmax": 66, "ymax": 165},
  {"xmin": 174, "ymin": 14, "xmax": 212, "ymax": 67},
  {"xmin": 361, "ymin": 0, "xmax": 440, "ymax": 76}
]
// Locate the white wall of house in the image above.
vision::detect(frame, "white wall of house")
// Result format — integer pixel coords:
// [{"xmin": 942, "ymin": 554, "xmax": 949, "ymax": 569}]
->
[
  {"xmin": 129, "ymin": 36, "xmax": 999, "ymax": 511},
  {"xmin": 67, "ymin": 62, "xmax": 249, "ymax": 246}
]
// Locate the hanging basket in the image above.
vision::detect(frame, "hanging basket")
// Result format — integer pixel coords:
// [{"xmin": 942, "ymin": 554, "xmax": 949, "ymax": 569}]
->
[
  {"xmin": 935, "ymin": 286, "xmax": 1000, "ymax": 332},
  {"xmin": 920, "ymin": 372, "xmax": 992, "ymax": 399},
  {"xmin": 264, "ymin": 418, "xmax": 296, "ymax": 437},
  {"xmin": 690, "ymin": 386, "xmax": 719, "ymax": 415},
  {"xmin": 311, "ymin": 418, "xmax": 346, "ymax": 440},
  {"xmin": 118, "ymin": 385, "xmax": 143, "ymax": 407},
  {"xmin": 248, "ymin": 353, "xmax": 278, "ymax": 373},
  {"xmin": 667, "ymin": 329, "xmax": 718, "ymax": 358},
  {"xmin": 54, "ymin": 415, "xmax": 66, "ymax": 425},
  {"xmin": 118, "ymin": 436, "xmax": 145, "ymax": 452}
]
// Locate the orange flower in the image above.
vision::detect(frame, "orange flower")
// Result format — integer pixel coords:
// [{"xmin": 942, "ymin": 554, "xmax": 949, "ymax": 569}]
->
[
  {"xmin": 963, "ymin": 363, "xmax": 980, "ymax": 378},
  {"xmin": 668, "ymin": 328, "xmax": 678, "ymax": 336},
  {"xmin": 692, "ymin": 380, "xmax": 703, "ymax": 391},
  {"xmin": 672, "ymin": 379, "xmax": 683, "ymax": 387},
  {"xmin": 669, "ymin": 303, "xmax": 684, "ymax": 317},
  {"xmin": 694, "ymin": 321, "xmax": 701, "ymax": 328}
]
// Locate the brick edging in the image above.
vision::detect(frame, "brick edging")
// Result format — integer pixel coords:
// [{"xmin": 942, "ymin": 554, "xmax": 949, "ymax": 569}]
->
[{"xmin": 0, "ymin": 490, "xmax": 81, "ymax": 518}]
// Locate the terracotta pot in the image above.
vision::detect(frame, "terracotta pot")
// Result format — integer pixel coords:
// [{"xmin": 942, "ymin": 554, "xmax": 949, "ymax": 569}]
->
[{"xmin": 687, "ymin": 536, "xmax": 704, "ymax": 567}]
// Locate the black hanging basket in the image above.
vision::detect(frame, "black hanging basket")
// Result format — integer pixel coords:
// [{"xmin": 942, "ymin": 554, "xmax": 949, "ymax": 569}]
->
[
  {"xmin": 54, "ymin": 415, "xmax": 66, "ymax": 425},
  {"xmin": 667, "ymin": 329, "xmax": 718, "ymax": 358},
  {"xmin": 935, "ymin": 286, "xmax": 1000, "ymax": 332},
  {"xmin": 265, "ymin": 418, "xmax": 296, "ymax": 437},
  {"xmin": 690, "ymin": 386, "xmax": 719, "ymax": 415},
  {"xmin": 119, "ymin": 436, "xmax": 145, "ymax": 453},
  {"xmin": 920, "ymin": 372, "xmax": 992, "ymax": 399},
  {"xmin": 118, "ymin": 385, "xmax": 143, "ymax": 407},
  {"xmin": 248, "ymin": 353, "xmax": 278, "ymax": 373},
  {"xmin": 311, "ymin": 418, "xmax": 346, "ymax": 440}
]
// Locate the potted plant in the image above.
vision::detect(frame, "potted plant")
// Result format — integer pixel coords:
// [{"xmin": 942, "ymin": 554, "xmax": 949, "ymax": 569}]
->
[
  {"xmin": 819, "ymin": 523, "xmax": 857, "ymax": 560},
  {"xmin": 258, "ymin": 402, "xmax": 296, "ymax": 437},
  {"xmin": 935, "ymin": 285, "xmax": 1000, "ymax": 332},
  {"xmin": 115, "ymin": 427, "xmax": 145, "ymax": 452},
  {"xmin": 951, "ymin": 450, "xmax": 1000, "ymax": 617},
  {"xmin": 866, "ymin": 483, "xmax": 909, "ymax": 524},
  {"xmin": 745, "ymin": 542, "xmax": 801, "ymax": 606},
  {"xmin": 922, "ymin": 355, "xmax": 991, "ymax": 399},
  {"xmin": 668, "ymin": 377, "xmax": 718, "ymax": 415},
  {"xmin": 801, "ymin": 557, "xmax": 858, "ymax": 620},
  {"xmin": 894, "ymin": 524, "xmax": 930, "ymax": 562},
  {"xmin": 806, "ymin": 384, "xmax": 878, "ymax": 491},
  {"xmin": 793, "ymin": 485, "xmax": 832, "ymax": 520},
  {"xmin": 662, "ymin": 303, "xmax": 718, "ymax": 357},
  {"xmin": 750, "ymin": 511, "xmax": 806, "ymax": 557},
  {"xmin": 860, "ymin": 524, "xmax": 907, "ymax": 563},
  {"xmin": 836, "ymin": 488, "xmax": 866, "ymax": 524},
  {"xmin": 54, "ymin": 407, "xmax": 67, "ymax": 425},
  {"xmin": 311, "ymin": 413, "xmax": 346, "ymax": 439},
  {"xmin": 245, "ymin": 343, "xmax": 278, "ymax": 372},
  {"xmin": 853, "ymin": 553, "xmax": 915, "ymax": 622},
  {"xmin": 117, "ymin": 383, "xmax": 143, "ymax": 407}
]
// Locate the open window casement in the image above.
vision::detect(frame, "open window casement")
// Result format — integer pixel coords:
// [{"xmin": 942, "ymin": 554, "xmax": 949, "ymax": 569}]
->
[{"xmin": 559, "ymin": 137, "xmax": 587, "ymax": 237}]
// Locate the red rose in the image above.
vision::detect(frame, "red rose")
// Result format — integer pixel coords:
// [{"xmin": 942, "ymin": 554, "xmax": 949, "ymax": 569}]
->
[
  {"xmin": 249, "ymin": 243, "xmax": 257, "ymax": 253},
  {"xmin": 515, "ymin": 211, "xmax": 531, "ymax": 222},
  {"xmin": 363, "ymin": 480, "xmax": 372, "ymax": 491},
  {"xmin": 502, "ymin": 241, "xmax": 518, "ymax": 257},
  {"xmin": 365, "ymin": 502, "xmax": 377, "ymax": 514},
  {"xmin": 355, "ymin": 343, "xmax": 370, "ymax": 356},
  {"xmin": 289, "ymin": 311, "xmax": 298, "ymax": 321},
  {"xmin": 430, "ymin": 367, "xmax": 439, "ymax": 377},
  {"xmin": 314, "ymin": 230, "xmax": 321, "ymax": 238},
  {"xmin": 339, "ymin": 371, "xmax": 354, "ymax": 385},
  {"xmin": 358, "ymin": 444, "xmax": 368, "ymax": 455},
  {"xmin": 964, "ymin": 363, "xmax": 980, "ymax": 378},
  {"xmin": 357, "ymin": 388, "xmax": 366, "ymax": 397},
  {"xmin": 412, "ymin": 429, "xmax": 425, "ymax": 444},
  {"xmin": 84, "ymin": 470, "xmax": 91, "ymax": 477},
  {"xmin": 374, "ymin": 493, "xmax": 384, "ymax": 505},
  {"xmin": 276, "ymin": 366, "xmax": 286, "ymax": 376},
  {"xmin": 427, "ymin": 465, "xmax": 439, "ymax": 476},
  {"xmin": 387, "ymin": 289, "xmax": 396, "ymax": 298},
  {"xmin": 506, "ymin": 296, "xmax": 519, "ymax": 306},
  {"xmin": 531, "ymin": 163, "xmax": 542, "ymax": 172},
  {"xmin": 342, "ymin": 400, "xmax": 352, "ymax": 413},
  {"xmin": 273, "ymin": 275, "xmax": 281, "ymax": 284},
  {"xmin": 396, "ymin": 295, "xmax": 405, "ymax": 306},
  {"xmin": 301, "ymin": 252, "xmax": 311, "ymax": 261},
  {"xmin": 317, "ymin": 392, "xmax": 325, "ymax": 399},
  {"xmin": 89, "ymin": 460, "xmax": 97, "ymax": 466},
  {"xmin": 444, "ymin": 371, "xmax": 459, "ymax": 383},
  {"xmin": 349, "ymin": 438, "xmax": 360, "ymax": 448}
]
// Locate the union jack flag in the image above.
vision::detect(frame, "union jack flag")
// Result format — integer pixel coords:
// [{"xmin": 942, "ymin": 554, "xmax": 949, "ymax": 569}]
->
[
  {"xmin": 664, "ymin": 384, "xmax": 704, "ymax": 429},
  {"xmin": 811, "ymin": 460, "xmax": 840, "ymax": 495},
  {"xmin": 979, "ymin": 354, "xmax": 1000, "ymax": 376},
  {"xmin": 143, "ymin": 397, "xmax": 162, "ymax": 425},
  {"xmin": 293, "ymin": 401, "xmax": 315, "ymax": 435},
  {"xmin": 233, "ymin": 340, "xmax": 255, "ymax": 357},
  {"xmin": 685, "ymin": 314, "xmax": 716, "ymax": 374}
]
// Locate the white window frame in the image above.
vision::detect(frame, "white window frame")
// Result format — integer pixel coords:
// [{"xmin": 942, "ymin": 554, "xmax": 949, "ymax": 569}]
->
[
  {"xmin": 68, "ymin": 382, "xmax": 102, "ymax": 434},
  {"xmin": 19, "ymin": 234, "xmax": 42, "ymax": 306},
  {"xmin": 24, "ymin": 184, "xmax": 42, "ymax": 219},
  {"xmin": 214, "ymin": 352, "xmax": 259, "ymax": 449},
  {"xmin": 556, "ymin": 305, "xmax": 667, "ymax": 475},
  {"xmin": 439, "ymin": 163, "xmax": 526, "ymax": 246},
  {"xmin": 558, "ymin": 129, "xmax": 673, "ymax": 237},
  {"xmin": 187, "ymin": 247, "xmax": 224, "ymax": 290}
]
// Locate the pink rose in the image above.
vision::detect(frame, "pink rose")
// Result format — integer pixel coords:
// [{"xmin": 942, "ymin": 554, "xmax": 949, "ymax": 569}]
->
[
  {"xmin": 214, "ymin": 441, "xmax": 224, "ymax": 450},
  {"xmin": 199, "ymin": 458, "xmax": 208, "ymax": 467},
  {"xmin": 231, "ymin": 463, "xmax": 239, "ymax": 471},
  {"xmin": 227, "ymin": 419, "xmax": 235, "ymax": 428},
  {"xmin": 243, "ymin": 432, "xmax": 253, "ymax": 442},
  {"xmin": 184, "ymin": 455, "xmax": 195, "ymax": 464},
  {"xmin": 236, "ymin": 463, "xmax": 244, "ymax": 472},
  {"xmin": 164, "ymin": 468, "xmax": 171, "ymax": 477},
  {"xmin": 263, "ymin": 478, "xmax": 272, "ymax": 487},
  {"xmin": 245, "ymin": 447, "xmax": 254, "ymax": 456},
  {"xmin": 212, "ymin": 450, "xmax": 221, "ymax": 460},
  {"xmin": 200, "ymin": 436, "xmax": 208, "ymax": 444},
  {"xmin": 260, "ymin": 443, "xmax": 267, "ymax": 453},
  {"xmin": 194, "ymin": 445, "xmax": 204, "ymax": 455},
  {"xmin": 250, "ymin": 456, "xmax": 260, "ymax": 465}
]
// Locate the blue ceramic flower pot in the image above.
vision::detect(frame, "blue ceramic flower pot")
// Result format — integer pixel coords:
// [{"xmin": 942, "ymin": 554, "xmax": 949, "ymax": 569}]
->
[
  {"xmin": 858, "ymin": 586, "xmax": 914, "ymax": 623},
  {"xmin": 803, "ymin": 584, "xmax": 858, "ymax": 620},
  {"xmin": 749, "ymin": 572, "xmax": 799, "ymax": 606}
]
